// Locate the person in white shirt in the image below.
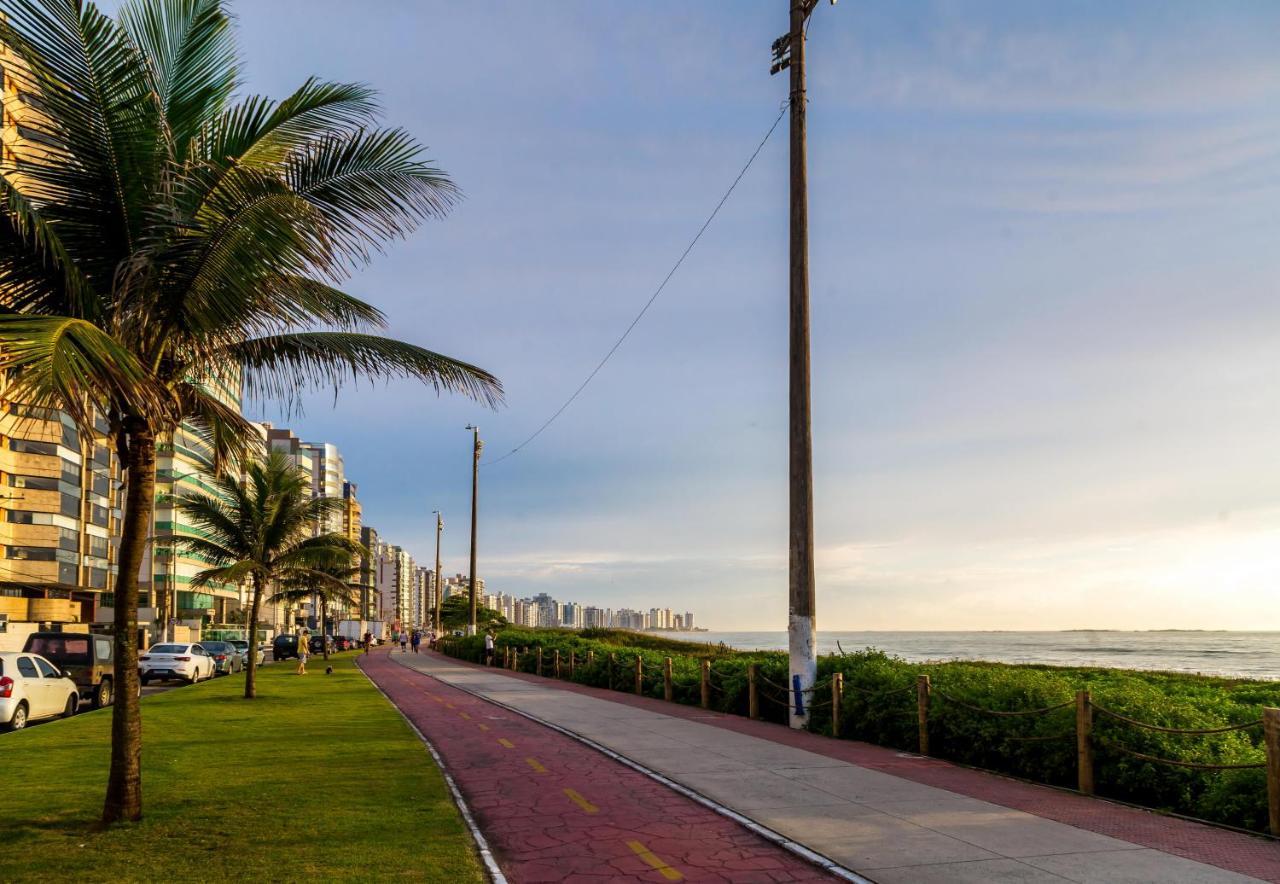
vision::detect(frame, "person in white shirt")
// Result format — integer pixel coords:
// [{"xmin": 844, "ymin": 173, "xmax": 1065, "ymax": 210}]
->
[{"xmin": 484, "ymin": 631, "xmax": 496, "ymax": 666}]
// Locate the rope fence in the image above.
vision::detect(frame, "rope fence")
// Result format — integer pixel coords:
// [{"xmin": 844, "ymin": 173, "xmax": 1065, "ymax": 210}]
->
[{"xmin": 442, "ymin": 639, "xmax": 1280, "ymax": 835}]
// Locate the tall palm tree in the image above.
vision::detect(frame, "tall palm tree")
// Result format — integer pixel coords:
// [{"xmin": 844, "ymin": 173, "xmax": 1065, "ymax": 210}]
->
[
  {"xmin": 172, "ymin": 450, "xmax": 361, "ymax": 691},
  {"xmin": 0, "ymin": 0, "xmax": 500, "ymax": 824},
  {"xmin": 269, "ymin": 560, "xmax": 364, "ymax": 661}
]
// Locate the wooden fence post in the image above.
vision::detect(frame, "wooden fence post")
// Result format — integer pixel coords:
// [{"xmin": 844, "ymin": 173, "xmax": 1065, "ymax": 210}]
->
[
  {"xmin": 569, "ymin": 650, "xmax": 576, "ymax": 678},
  {"xmin": 1264, "ymin": 707, "xmax": 1280, "ymax": 835},
  {"xmin": 832, "ymin": 672, "xmax": 843, "ymax": 738},
  {"xmin": 701, "ymin": 659, "xmax": 710, "ymax": 709},
  {"xmin": 748, "ymin": 664, "xmax": 759, "ymax": 720},
  {"xmin": 608, "ymin": 653, "xmax": 616, "ymax": 690},
  {"xmin": 917, "ymin": 675, "xmax": 931, "ymax": 756},
  {"xmin": 554, "ymin": 649, "xmax": 561, "ymax": 678},
  {"xmin": 634, "ymin": 656, "xmax": 644, "ymax": 695},
  {"xmin": 663, "ymin": 657, "xmax": 673, "ymax": 702},
  {"xmin": 536, "ymin": 646, "xmax": 543, "ymax": 677},
  {"xmin": 1076, "ymin": 689, "xmax": 1094, "ymax": 796},
  {"xmin": 587, "ymin": 649, "xmax": 595, "ymax": 668}
]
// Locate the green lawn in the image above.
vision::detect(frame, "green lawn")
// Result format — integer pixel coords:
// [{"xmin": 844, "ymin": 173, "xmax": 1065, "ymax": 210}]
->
[{"xmin": 2, "ymin": 653, "xmax": 484, "ymax": 882}]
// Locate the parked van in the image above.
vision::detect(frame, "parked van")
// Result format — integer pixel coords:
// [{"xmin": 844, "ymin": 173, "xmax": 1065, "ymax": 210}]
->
[{"xmin": 22, "ymin": 631, "xmax": 115, "ymax": 708}]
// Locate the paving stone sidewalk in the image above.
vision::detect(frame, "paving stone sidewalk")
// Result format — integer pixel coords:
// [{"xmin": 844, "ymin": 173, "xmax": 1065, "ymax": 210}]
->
[
  {"xmin": 360, "ymin": 651, "xmax": 838, "ymax": 883},
  {"xmin": 386, "ymin": 650, "xmax": 1280, "ymax": 883}
]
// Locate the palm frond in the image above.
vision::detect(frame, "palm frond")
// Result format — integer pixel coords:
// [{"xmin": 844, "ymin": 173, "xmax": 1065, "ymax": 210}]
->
[
  {"xmin": 0, "ymin": 314, "xmax": 171, "ymax": 427},
  {"xmin": 230, "ymin": 332, "xmax": 503, "ymax": 411},
  {"xmin": 118, "ymin": 0, "xmax": 238, "ymax": 161}
]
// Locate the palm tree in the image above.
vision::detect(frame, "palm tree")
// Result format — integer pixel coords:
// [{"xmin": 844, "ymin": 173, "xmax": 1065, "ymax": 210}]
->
[
  {"xmin": 172, "ymin": 450, "xmax": 362, "ymax": 692},
  {"xmin": 0, "ymin": 0, "xmax": 500, "ymax": 824},
  {"xmin": 269, "ymin": 560, "xmax": 364, "ymax": 661}
]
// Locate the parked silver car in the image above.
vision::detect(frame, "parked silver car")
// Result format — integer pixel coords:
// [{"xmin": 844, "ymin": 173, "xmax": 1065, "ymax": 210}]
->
[
  {"xmin": 228, "ymin": 639, "xmax": 265, "ymax": 666},
  {"xmin": 199, "ymin": 641, "xmax": 243, "ymax": 675}
]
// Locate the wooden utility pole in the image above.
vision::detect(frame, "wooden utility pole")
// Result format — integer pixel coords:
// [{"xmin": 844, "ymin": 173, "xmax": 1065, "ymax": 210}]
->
[
  {"xmin": 465, "ymin": 425, "xmax": 482, "ymax": 635},
  {"xmin": 774, "ymin": 0, "xmax": 829, "ymax": 729},
  {"xmin": 432, "ymin": 509, "xmax": 443, "ymax": 635}
]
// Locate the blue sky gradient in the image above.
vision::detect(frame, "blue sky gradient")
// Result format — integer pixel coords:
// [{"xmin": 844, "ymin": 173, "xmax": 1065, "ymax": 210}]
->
[{"xmin": 122, "ymin": 1, "xmax": 1280, "ymax": 629}]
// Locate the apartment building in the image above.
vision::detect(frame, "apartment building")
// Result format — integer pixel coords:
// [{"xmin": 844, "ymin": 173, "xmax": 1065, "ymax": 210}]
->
[
  {"xmin": 375, "ymin": 542, "xmax": 414, "ymax": 630},
  {"xmin": 0, "ymin": 399, "xmax": 123, "ymax": 633}
]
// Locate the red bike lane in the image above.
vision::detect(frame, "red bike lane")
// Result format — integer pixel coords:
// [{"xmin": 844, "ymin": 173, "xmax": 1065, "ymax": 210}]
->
[{"xmin": 360, "ymin": 651, "xmax": 836, "ymax": 883}]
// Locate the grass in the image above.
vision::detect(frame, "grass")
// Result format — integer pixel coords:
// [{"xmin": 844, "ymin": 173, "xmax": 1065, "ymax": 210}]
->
[{"xmin": 1, "ymin": 652, "xmax": 484, "ymax": 882}]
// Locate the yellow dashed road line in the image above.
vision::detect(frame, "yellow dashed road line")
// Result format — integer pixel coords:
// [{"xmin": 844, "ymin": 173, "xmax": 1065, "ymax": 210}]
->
[
  {"xmin": 563, "ymin": 788, "xmax": 599, "ymax": 814},
  {"xmin": 498, "ymin": 738, "xmax": 516, "ymax": 749},
  {"xmin": 626, "ymin": 841, "xmax": 683, "ymax": 881},
  {"xmin": 478, "ymin": 723, "xmax": 490, "ymax": 731},
  {"xmin": 458, "ymin": 711, "xmax": 472, "ymax": 720},
  {"xmin": 525, "ymin": 757, "xmax": 548, "ymax": 774}
]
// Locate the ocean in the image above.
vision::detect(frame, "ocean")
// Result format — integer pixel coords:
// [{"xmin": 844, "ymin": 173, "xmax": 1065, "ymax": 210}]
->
[{"xmin": 687, "ymin": 631, "xmax": 1280, "ymax": 680}]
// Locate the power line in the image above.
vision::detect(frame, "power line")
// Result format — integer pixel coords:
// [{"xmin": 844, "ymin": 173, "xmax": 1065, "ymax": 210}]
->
[{"xmin": 483, "ymin": 101, "xmax": 790, "ymax": 467}]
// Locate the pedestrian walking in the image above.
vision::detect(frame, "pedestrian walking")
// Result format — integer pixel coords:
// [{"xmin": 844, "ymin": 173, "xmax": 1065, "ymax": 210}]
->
[
  {"xmin": 411, "ymin": 630, "xmax": 421, "ymax": 653},
  {"xmin": 363, "ymin": 631, "xmax": 372, "ymax": 655},
  {"xmin": 428, "ymin": 628, "xmax": 437, "ymax": 650},
  {"xmin": 296, "ymin": 631, "xmax": 309, "ymax": 675},
  {"xmin": 484, "ymin": 629, "xmax": 496, "ymax": 667},
  {"xmin": 400, "ymin": 632, "xmax": 408, "ymax": 653}
]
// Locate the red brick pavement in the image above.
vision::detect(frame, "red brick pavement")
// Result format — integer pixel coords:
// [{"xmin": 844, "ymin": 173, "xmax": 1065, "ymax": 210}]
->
[
  {"xmin": 419, "ymin": 650, "xmax": 1280, "ymax": 883},
  {"xmin": 359, "ymin": 652, "xmax": 837, "ymax": 883}
]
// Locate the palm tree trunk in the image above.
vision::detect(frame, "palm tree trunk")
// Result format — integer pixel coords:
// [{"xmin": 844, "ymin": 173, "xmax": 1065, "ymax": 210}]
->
[
  {"xmin": 244, "ymin": 572, "xmax": 262, "ymax": 699},
  {"xmin": 321, "ymin": 600, "xmax": 330, "ymax": 661},
  {"xmin": 102, "ymin": 422, "xmax": 156, "ymax": 825}
]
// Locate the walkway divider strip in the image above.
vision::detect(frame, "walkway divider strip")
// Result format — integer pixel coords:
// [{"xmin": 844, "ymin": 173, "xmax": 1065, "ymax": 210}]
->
[
  {"xmin": 627, "ymin": 840, "xmax": 684, "ymax": 881},
  {"xmin": 563, "ymin": 788, "xmax": 599, "ymax": 814},
  {"xmin": 357, "ymin": 658, "xmax": 508, "ymax": 884},
  {"xmin": 394, "ymin": 654, "xmax": 873, "ymax": 884}
]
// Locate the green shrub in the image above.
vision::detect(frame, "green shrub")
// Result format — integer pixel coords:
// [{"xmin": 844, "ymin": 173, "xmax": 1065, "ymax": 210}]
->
[{"xmin": 436, "ymin": 631, "xmax": 1280, "ymax": 832}]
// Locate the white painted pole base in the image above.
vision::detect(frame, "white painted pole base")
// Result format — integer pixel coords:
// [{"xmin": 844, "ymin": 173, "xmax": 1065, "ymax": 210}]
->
[{"xmin": 788, "ymin": 612, "xmax": 817, "ymax": 729}]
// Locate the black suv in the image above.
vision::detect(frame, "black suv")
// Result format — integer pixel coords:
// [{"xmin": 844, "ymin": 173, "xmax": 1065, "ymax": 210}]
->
[{"xmin": 272, "ymin": 634, "xmax": 301, "ymax": 660}]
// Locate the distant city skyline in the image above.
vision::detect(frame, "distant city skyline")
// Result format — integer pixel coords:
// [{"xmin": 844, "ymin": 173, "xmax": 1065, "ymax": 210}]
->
[{"xmin": 160, "ymin": 0, "xmax": 1280, "ymax": 631}]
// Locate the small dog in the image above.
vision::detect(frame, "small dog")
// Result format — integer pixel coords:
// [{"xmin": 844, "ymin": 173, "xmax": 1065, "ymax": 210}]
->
[{"xmin": 325, "ymin": 666, "xmax": 334, "ymax": 675}]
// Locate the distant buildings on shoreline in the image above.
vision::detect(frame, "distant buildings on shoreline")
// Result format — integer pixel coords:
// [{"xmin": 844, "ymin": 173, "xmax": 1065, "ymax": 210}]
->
[{"xmin": 479, "ymin": 591, "xmax": 701, "ymax": 633}]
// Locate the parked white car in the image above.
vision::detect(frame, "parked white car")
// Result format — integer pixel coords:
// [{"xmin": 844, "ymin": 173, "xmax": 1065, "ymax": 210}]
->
[
  {"xmin": 0, "ymin": 652, "xmax": 80, "ymax": 731},
  {"xmin": 138, "ymin": 643, "xmax": 215, "ymax": 685}
]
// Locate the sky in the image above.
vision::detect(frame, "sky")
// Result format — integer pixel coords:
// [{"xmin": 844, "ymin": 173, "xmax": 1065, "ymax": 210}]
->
[{"xmin": 129, "ymin": 1, "xmax": 1280, "ymax": 629}]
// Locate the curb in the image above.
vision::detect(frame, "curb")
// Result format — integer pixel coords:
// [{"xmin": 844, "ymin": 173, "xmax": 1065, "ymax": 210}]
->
[
  {"xmin": 356, "ymin": 655, "xmax": 508, "ymax": 884},
  {"xmin": 392, "ymin": 653, "xmax": 875, "ymax": 884}
]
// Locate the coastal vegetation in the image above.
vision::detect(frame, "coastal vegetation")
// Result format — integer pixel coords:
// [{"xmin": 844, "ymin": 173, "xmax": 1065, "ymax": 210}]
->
[{"xmin": 442, "ymin": 627, "xmax": 1280, "ymax": 833}]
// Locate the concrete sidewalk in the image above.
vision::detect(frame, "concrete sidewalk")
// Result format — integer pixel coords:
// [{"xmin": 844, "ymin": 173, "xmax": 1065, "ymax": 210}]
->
[{"xmin": 395, "ymin": 652, "xmax": 1271, "ymax": 883}]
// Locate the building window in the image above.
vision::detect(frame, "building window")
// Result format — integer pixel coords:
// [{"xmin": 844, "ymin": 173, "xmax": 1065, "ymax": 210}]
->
[
  {"xmin": 91, "ymin": 472, "xmax": 109, "ymax": 496},
  {"xmin": 5, "ymin": 511, "xmax": 34, "ymax": 524},
  {"xmin": 9, "ymin": 475, "xmax": 58, "ymax": 491},
  {"xmin": 5, "ymin": 545, "xmax": 56, "ymax": 561},
  {"xmin": 60, "ymin": 493, "xmax": 80, "ymax": 518},
  {"xmin": 88, "ymin": 535, "xmax": 108, "ymax": 558},
  {"xmin": 90, "ymin": 504, "xmax": 109, "ymax": 528},
  {"xmin": 89, "ymin": 568, "xmax": 107, "ymax": 589},
  {"xmin": 8, "ymin": 438, "xmax": 57, "ymax": 456},
  {"xmin": 57, "ymin": 526, "xmax": 78, "ymax": 553}
]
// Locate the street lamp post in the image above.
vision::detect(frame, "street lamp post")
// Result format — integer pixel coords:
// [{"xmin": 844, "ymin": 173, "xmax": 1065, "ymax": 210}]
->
[
  {"xmin": 464, "ymin": 425, "xmax": 482, "ymax": 636},
  {"xmin": 432, "ymin": 509, "xmax": 443, "ymax": 635}
]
